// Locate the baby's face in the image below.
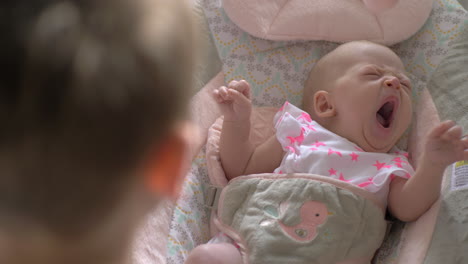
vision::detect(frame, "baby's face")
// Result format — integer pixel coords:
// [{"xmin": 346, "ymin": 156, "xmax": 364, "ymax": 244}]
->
[{"xmin": 325, "ymin": 42, "xmax": 412, "ymax": 153}]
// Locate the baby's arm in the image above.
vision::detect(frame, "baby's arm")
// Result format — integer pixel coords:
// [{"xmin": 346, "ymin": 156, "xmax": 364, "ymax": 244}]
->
[
  {"xmin": 388, "ymin": 120, "xmax": 468, "ymax": 222},
  {"xmin": 213, "ymin": 80, "xmax": 284, "ymax": 180}
]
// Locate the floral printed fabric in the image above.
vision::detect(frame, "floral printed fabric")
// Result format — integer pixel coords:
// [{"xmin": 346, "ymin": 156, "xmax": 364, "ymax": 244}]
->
[
  {"xmin": 165, "ymin": 0, "xmax": 468, "ymax": 263},
  {"xmin": 166, "ymin": 148, "xmax": 212, "ymax": 264},
  {"xmin": 274, "ymin": 102, "xmax": 414, "ymax": 201}
]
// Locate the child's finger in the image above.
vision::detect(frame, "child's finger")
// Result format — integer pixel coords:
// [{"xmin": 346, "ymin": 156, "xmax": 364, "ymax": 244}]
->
[
  {"xmin": 428, "ymin": 120, "xmax": 456, "ymax": 139},
  {"xmin": 236, "ymin": 80, "xmax": 252, "ymax": 99},
  {"xmin": 227, "ymin": 80, "xmax": 238, "ymax": 89},
  {"xmin": 228, "ymin": 88, "xmax": 251, "ymax": 107},
  {"xmin": 218, "ymin": 86, "xmax": 230, "ymax": 101},
  {"xmin": 462, "ymin": 135, "xmax": 468, "ymax": 148},
  {"xmin": 442, "ymin": 125, "xmax": 463, "ymax": 141},
  {"xmin": 212, "ymin": 89, "xmax": 224, "ymax": 103}
]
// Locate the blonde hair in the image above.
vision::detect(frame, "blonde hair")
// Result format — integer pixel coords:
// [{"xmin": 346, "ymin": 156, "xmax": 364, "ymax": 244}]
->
[{"xmin": 0, "ymin": 0, "xmax": 195, "ymax": 242}]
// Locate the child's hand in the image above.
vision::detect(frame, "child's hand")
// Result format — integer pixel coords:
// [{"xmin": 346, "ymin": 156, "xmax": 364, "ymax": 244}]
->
[
  {"xmin": 213, "ymin": 80, "xmax": 252, "ymax": 122},
  {"xmin": 423, "ymin": 120, "xmax": 468, "ymax": 167}
]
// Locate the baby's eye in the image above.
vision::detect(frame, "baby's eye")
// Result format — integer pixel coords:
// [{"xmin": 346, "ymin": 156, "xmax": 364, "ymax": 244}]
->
[
  {"xmin": 366, "ymin": 71, "xmax": 379, "ymax": 75},
  {"xmin": 364, "ymin": 71, "xmax": 380, "ymax": 77},
  {"xmin": 401, "ymin": 81, "xmax": 412, "ymax": 90}
]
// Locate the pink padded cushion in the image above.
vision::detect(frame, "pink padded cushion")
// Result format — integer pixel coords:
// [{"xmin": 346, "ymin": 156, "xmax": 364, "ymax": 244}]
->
[
  {"xmin": 206, "ymin": 107, "xmax": 277, "ymax": 188},
  {"xmin": 222, "ymin": 0, "xmax": 433, "ymax": 45}
]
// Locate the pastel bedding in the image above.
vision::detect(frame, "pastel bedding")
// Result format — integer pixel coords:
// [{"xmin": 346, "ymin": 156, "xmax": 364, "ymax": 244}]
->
[
  {"xmin": 131, "ymin": 0, "xmax": 468, "ymax": 263},
  {"xmin": 221, "ymin": 0, "xmax": 432, "ymax": 45}
]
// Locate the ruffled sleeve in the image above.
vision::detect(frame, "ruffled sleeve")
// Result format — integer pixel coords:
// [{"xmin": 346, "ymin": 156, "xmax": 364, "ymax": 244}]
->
[
  {"xmin": 388, "ymin": 148, "xmax": 414, "ymax": 180},
  {"xmin": 274, "ymin": 102, "xmax": 313, "ymax": 153},
  {"xmin": 369, "ymin": 148, "xmax": 415, "ymax": 192}
]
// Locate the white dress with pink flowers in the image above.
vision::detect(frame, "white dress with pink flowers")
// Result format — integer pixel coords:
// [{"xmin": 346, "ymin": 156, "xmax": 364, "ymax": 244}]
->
[{"xmin": 274, "ymin": 102, "xmax": 414, "ymax": 205}]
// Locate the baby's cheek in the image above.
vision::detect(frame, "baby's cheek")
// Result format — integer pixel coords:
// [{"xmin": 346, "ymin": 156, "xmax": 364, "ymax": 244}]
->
[{"xmin": 402, "ymin": 100, "xmax": 413, "ymax": 128}]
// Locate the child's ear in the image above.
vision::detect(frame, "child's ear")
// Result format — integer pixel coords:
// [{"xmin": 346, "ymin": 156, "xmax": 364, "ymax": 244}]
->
[
  {"xmin": 313, "ymin": 90, "xmax": 336, "ymax": 118},
  {"xmin": 144, "ymin": 122, "xmax": 199, "ymax": 200}
]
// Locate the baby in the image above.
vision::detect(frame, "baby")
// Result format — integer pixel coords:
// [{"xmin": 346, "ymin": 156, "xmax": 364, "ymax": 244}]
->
[{"xmin": 185, "ymin": 41, "xmax": 468, "ymax": 264}]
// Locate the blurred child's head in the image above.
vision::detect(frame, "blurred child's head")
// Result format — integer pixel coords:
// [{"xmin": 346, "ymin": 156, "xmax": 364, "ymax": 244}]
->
[
  {"xmin": 303, "ymin": 41, "xmax": 412, "ymax": 153},
  {"xmin": 0, "ymin": 0, "xmax": 196, "ymax": 262}
]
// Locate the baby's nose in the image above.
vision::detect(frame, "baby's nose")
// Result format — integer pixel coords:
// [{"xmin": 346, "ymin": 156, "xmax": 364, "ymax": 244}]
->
[{"xmin": 384, "ymin": 77, "xmax": 400, "ymax": 89}]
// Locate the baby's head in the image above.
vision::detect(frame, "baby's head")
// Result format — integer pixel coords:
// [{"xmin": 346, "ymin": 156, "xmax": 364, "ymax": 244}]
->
[
  {"xmin": 303, "ymin": 41, "xmax": 412, "ymax": 153},
  {"xmin": 0, "ymin": 0, "xmax": 195, "ymax": 263}
]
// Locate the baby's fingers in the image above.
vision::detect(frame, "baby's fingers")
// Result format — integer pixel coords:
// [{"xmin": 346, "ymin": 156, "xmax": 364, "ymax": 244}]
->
[
  {"xmin": 428, "ymin": 120, "xmax": 456, "ymax": 139},
  {"xmin": 213, "ymin": 86, "xmax": 231, "ymax": 103},
  {"xmin": 463, "ymin": 135, "xmax": 468, "ymax": 148},
  {"xmin": 228, "ymin": 88, "xmax": 251, "ymax": 107},
  {"xmin": 228, "ymin": 79, "xmax": 251, "ymax": 99},
  {"xmin": 442, "ymin": 125, "xmax": 463, "ymax": 141},
  {"xmin": 212, "ymin": 89, "xmax": 222, "ymax": 103},
  {"xmin": 236, "ymin": 80, "xmax": 252, "ymax": 99}
]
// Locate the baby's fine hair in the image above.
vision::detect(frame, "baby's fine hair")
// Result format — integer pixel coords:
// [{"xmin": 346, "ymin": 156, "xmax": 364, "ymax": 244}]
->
[
  {"xmin": 0, "ymin": 0, "xmax": 195, "ymax": 237},
  {"xmin": 302, "ymin": 40, "xmax": 390, "ymax": 114}
]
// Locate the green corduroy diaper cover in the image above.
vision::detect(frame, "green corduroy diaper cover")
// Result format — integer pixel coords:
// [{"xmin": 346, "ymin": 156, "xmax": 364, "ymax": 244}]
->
[{"xmin": 215, "ymin": 174, "xmax": 387, "ymax": 264}]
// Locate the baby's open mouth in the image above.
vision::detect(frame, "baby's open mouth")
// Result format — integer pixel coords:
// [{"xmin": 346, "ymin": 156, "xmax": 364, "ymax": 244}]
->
[{"xmin": 376, "ymin": 101, "xmax": 395, "ymax": 128}]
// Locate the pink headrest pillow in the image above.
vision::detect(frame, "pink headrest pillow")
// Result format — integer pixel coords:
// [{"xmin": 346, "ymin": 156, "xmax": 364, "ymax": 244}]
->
[{"xmin": 222, "ymin": 0, "xmax": 433, "ymax": 45}]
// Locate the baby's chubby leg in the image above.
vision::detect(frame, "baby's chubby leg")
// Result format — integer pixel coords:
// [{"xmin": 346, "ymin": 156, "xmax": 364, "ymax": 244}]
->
[{"xmin": 185, "ymin": 243, "xmax": 242, "ymax": 264}]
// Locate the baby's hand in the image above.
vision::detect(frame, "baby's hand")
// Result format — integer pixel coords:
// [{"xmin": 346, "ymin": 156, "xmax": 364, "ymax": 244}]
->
[
  {"xmin": 423, "ymin": 120, "xmax": 468, "ymax": 167},
  {"xmin": 213, "ymin": 80, "xmax": 252, "ymax": 122}
]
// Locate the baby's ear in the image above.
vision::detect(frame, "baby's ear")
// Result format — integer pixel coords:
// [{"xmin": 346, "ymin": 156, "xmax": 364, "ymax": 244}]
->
[
  {"xmin": 313, "ymin": 90, "xmax": 336, "ymax": 118},
  {"xmin": 144, "ymin": 122, "xmax": 198, "ymax": 199}
]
